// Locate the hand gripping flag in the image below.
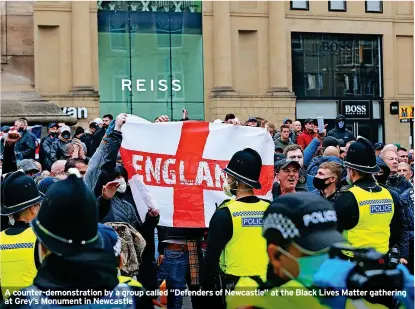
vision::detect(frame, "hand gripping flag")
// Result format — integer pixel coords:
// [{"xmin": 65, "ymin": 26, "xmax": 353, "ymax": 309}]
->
[{"xmin": 120, "ymin": 115, "xmax": 274, "ymax": 228}]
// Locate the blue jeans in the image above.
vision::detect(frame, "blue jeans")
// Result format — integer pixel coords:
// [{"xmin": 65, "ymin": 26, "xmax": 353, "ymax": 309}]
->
[{"xmin": 163, "ymin": 249, "xmax": 189, "ymax": 309}]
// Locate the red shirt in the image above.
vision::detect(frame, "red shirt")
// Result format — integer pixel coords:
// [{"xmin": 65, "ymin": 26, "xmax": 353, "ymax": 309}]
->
[{"xmin": 297, "ymin": 130, "xmax": 317, "ymax": 150}]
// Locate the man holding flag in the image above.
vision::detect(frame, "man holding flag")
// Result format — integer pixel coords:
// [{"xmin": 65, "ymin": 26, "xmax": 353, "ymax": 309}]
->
[{"xmin": 202, "ymin": 148, "xmax": 270, "ymax": 307}]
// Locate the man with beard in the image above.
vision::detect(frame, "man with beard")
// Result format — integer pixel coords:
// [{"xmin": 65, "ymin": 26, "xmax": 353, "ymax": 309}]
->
[
  {"xmin": 1, "ymin": 170, "xmax": 156, "ymax": 309},
  {"xmin": 90, "ymin": 114, "xmax": 113, "ymax": 156},
  {"xmin": 327, "ymin": 114, "xmax": 354, "ymax": 144},
  {"xmin": 39, "ymin": 123, "xmax": 59, "ymax": 171},
  {"xmin": 381, "ymin": 150, "xmax": 412, "ymax": 194},
  {"xmin": 272, "ymin": 159, "xmax": 302, "ymax": 199}
]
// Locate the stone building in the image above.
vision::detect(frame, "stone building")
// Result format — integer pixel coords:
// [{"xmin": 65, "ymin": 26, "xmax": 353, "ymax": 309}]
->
[{"xmin": 1, "ymin": 1, "xmax": 413, "ymax": 147}]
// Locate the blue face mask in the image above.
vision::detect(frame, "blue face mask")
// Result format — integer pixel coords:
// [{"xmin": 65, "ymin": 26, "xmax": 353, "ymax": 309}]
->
[{"xmin": 279, "ymin": 246, "xmax": 329, "ymax": 287}]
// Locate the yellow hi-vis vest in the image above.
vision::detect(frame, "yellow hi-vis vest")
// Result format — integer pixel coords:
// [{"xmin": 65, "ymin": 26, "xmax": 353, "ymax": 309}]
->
[
  {"xmin": 343, "ymin": 186, "xmax": 394, "ymax": 254},
  {"xmin": 219, "ymin": 199, "xmax": 269, "ymax": 277},
  {"xmin": 0, "ymin": 227, "xmax": 37, "ymax": 297}
]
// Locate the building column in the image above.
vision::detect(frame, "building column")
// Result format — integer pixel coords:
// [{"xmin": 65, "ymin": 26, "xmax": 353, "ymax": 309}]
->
[
  {"xmin": 212, "ymin": 1, "xmax": 234, "ymax": 92},
  {"xmin": 71, "ymin": 1, "xmax": 93, "ymax": 91},
  {"xmin": 267, "ymin": 1, "xmax": 290, "ymax": 93}
]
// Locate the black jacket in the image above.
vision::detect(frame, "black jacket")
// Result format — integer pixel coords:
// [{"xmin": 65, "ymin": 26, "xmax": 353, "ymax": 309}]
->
[
  {"xmin": 39, "ymin": 135, "xmax": 57, "ymax": 171},
  {"xmin": 14, "ymin": 130, "xmax": 36, "ymax": 160},
  {"xmin": 327, "ymin": 127, "xmax": 355, "ymax": 144},
  {"xmin": 51, "ymin": 138, "xmax": 69, "ymax": 162},
  {"xmin": 334, "ymin": 177, "xmax": 409, "ymax": 259}
]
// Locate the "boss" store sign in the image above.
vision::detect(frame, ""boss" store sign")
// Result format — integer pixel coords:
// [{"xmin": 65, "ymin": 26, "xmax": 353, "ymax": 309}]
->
[{"xmin": 341, "ymin": 101, "xmax": 370, "ymax": 119}]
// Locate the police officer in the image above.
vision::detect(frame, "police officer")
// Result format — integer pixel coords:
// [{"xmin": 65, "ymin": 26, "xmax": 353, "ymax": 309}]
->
[
  {"xmin": 202, "ymin": 148, "xmax": 270, "ymax": 305},
  {"xmin": 0, "ymin": 171, "xmax": 43, "ymax": 299},
  {"xmin": 1, "ymin": 169, "xmax": 156, "ymax": 309},
  {"xmin": 334, "ymin": 136, "xmax": 407, "ymax": 258},
  {"xmin": 226, "ymin": 193, "xmax": 388, "ymax": 309}
]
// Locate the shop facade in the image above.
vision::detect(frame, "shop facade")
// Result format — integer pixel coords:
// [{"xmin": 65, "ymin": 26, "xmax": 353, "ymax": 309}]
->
[
  {"xmin": 6, "ymin": 1, "xmax": 413, "ymax": 147},
  {"xmin": 292, "ymin": 33, "xmax": 384, "ymax": 142}
]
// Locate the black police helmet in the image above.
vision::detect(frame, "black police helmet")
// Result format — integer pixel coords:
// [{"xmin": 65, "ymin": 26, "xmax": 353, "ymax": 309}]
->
[{"xmin": 224, "ymin": 148, "xmax": 262, "ymax": 189}]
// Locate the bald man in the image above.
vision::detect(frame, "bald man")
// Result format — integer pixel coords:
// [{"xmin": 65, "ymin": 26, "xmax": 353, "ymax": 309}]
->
[
  {"xmin": 324, "ymin": 146, "xmax": 340, "ymax": 158},
  {"xmin": 51, "ymin": 160, "xmax": 68, "ymax": 180},
  {"xmin": 292, "ymin": 121, "xmax": 302, "ymax": 144},
  {"xmin": 398, "ymin": 162, "xmax": 412, "ymax": 181}
]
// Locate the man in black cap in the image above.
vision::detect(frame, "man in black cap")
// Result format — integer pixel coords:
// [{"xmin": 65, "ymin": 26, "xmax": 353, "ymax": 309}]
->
[
  {"xmin": 39, "ymin": 122, "xmax": 59, "ymax": 171},
  {"xmin": 334, "ymin": 136, "xmax": 408, "ymax": 262},
  {"xmin": 374, "ymin": 142, "xmax": 385, "ymax": 157},
  {"xmin": 327, "ymin": 114, "xmax": 355, "ymax": 144},
  {"xmin": 202, "ymin": 148, "xmax": 270, "ymax": 306},
  {"xmin": 0, "ymin": 171, "xmax": 43, "ymax": 299},
  {"xmin": 3, "ymin": 169, "xmax": 156, "ymax": 309}
]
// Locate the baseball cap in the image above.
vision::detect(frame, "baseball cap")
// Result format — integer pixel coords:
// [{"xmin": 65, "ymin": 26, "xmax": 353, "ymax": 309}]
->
[
  {"xmin": 275, "ymin": 159, "xmax": 301, "ymax": 173},
  {"xmin": 304, "ymin": 118, "xmax": 314, "ymax": 124},
  {"xmin": 248, "ymin": 117, "xmax": 258, "ymax": 123},
  {"xmin": 322, "ymin": 136, "xmax": 341, "ymax": 148},
  {"xmin": 47, "ymin": 122, "xmax": 59, "ymax": 130},
  {"xmin": 93, "ymin": 118, "xmax": 103, "ymax": 125},
  {"xmin": 17, "ymin": 159, "xmax": 40, "ymax": 174},
  {"xmin": 262, "ymin": 193, "xmax": 344, "ymax": 253},
  {"xmin": 373, "ymin": 142, "xmax": 385, "ymax": 151}
]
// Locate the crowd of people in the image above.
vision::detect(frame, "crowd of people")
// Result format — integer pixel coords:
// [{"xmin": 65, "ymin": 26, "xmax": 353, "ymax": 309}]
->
[{"xmin": 0, "ymin": 111, "xmax": 413, "ymax": 309}]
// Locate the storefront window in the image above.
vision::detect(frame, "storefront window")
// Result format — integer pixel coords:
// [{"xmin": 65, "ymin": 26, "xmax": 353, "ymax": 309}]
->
[
  {"xmin": 291, "ymin": 33, "xmax": 382, "ymax": 99},
  {"xmin": 98, "ymin": 1, "xmax": 204, "ymax": 121}
]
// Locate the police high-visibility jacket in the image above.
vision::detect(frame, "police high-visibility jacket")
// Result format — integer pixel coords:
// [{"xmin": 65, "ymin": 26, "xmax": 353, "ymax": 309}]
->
[
  {"xmin": 343, "ymin": 186, "xmax": 394, "ymax": 254},
  {"xmin": 118, "ymin": 275, "xmax": 143, "ymax": 288},
  {"xmin": 226, "ymin": 277, "xmax": 389, "ymax": 309},
  {"xmin": 0, "ymin": 227, "xmax": 37, "ymax": 297},
  {"xmin": 219, "ymin": 199, "xmax": 269, "ymax": 277}
]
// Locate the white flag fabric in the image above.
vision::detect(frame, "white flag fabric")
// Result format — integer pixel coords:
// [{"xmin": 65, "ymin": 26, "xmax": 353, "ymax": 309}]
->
[{"xmin": 120, "ymin": 115, "xmax": 274, "ymax": 228}]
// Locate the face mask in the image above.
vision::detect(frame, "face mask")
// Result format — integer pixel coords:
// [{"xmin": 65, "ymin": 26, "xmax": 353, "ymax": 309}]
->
[
  {"xmin": 338, "ymin": 121, "xmax": 345, "ymax": 129},
  {"xmin": 62, "ymin": 134, "xmax": 71, "ymax": 140},
  {"xmin": 223, "ymin": 180, "xmax": 235, "ymax": 197},
  {"xmin": 117, "ymin": 178, "xmax": 127, "ymax": 193},
  {"xmin": 278, "ymin": 246, "xmax": 329, "ymax": 287},
  {"xmin": 313, "ymin": 177, "xmax": 332, "ymax": 191},
  {"xmin": 50, "ymin": 132, "xmax": 59, "ymax": 137},
  {"xmin": 18, "ymin": 128, "xmax": 24, "ymax": 134}
]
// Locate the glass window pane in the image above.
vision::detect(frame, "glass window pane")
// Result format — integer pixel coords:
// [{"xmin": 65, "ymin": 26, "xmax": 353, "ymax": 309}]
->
[
  {"xmin": 330, "ymin": 0, "xmax": 346, "ymax": 10},
  {"xmin": 366, "ymin": 1, "xmax": 382, "ymax": 12},
  {"xmin": 291, "ymin": 33, "xmax": 381, "ymax": 99},
  {"xmin": 292, "ymin": 1, "xmax": 308, "ymax": 9},
  {"xmin": 373, "ymin": 100, "xmax": 381, "ymax": 119}
]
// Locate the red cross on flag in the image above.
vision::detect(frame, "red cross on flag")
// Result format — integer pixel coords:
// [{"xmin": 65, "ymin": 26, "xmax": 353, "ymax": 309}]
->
[{"xmin": 120, "ymin": 115, "xmax": 274, "ymax": 228}]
